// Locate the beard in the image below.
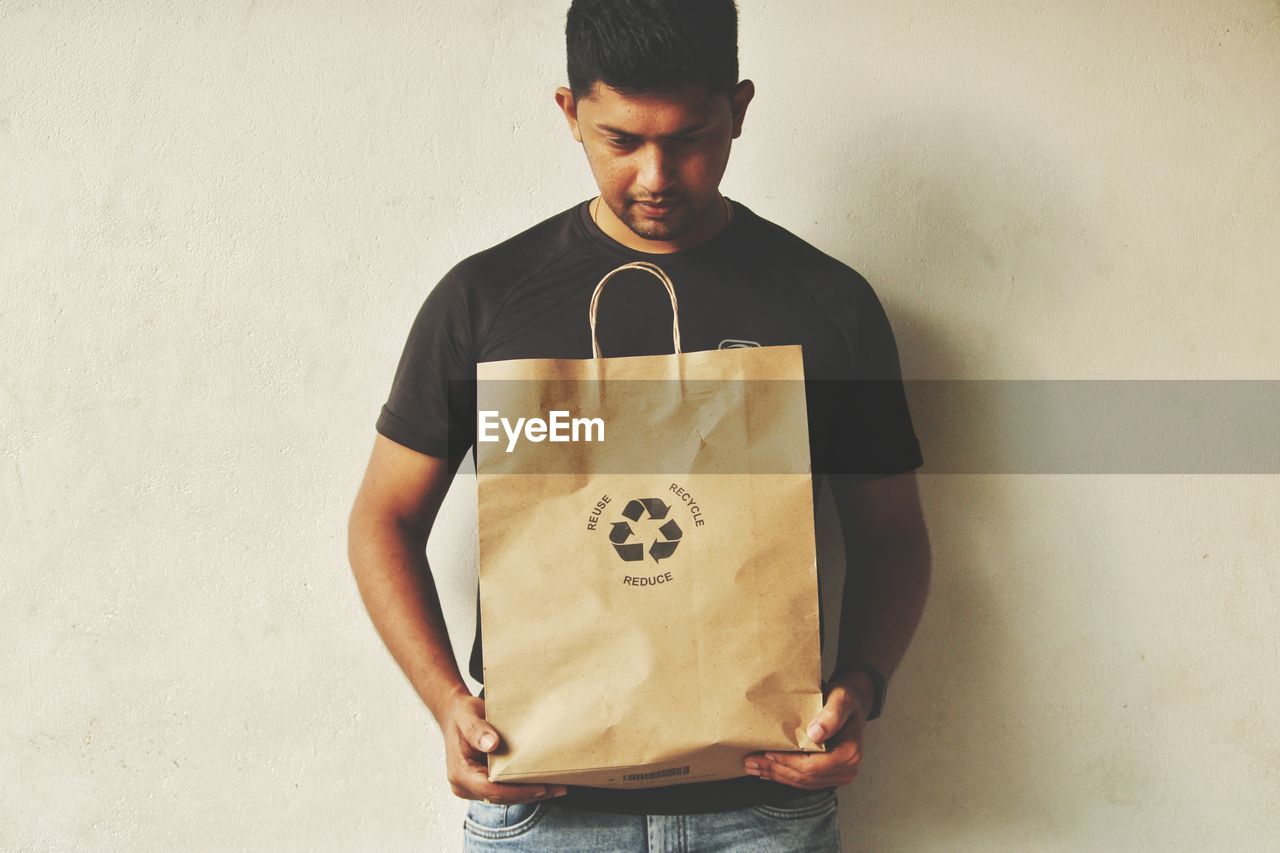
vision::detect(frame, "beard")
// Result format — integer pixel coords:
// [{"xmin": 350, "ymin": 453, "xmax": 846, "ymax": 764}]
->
[{"xmin": 614, "ymin": 197, "xmax": 699, "ymax": 241}]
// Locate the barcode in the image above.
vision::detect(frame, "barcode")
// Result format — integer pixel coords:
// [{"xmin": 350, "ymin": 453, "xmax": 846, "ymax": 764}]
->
[{"xmin": 623, "ymin": 765, "xmax": 691, "ymax": 783}]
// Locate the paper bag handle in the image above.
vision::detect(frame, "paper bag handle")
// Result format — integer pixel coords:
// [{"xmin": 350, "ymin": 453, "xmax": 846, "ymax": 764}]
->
[{"xmin": 587, "ymin": 261, "xmax": 683, "ymax": 358}]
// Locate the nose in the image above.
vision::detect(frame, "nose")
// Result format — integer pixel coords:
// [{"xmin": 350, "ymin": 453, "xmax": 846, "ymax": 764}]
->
[{"xmin": 636, "ymin": 143, "xmax": 677, "ymax": 198}]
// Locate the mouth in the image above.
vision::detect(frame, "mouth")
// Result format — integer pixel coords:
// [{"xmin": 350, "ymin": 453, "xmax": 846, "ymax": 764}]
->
[{"xmin": 634, "ymin": 200, "xmax": 678, "ymax": 216}]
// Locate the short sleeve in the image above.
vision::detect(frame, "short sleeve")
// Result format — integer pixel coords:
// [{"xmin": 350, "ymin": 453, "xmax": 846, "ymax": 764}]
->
[
  {"xmin": 375, "ymin": 270, "xmax": 477, "ymax": 459},
  {"xmin": 819, "ymin": 282, "xmax": 923, "ymax": 478}
]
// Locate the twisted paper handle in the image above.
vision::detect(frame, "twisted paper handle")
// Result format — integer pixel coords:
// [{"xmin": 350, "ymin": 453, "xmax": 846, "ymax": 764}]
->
[{"xmin": 587, "ymin": 261, "xmax": 682, "ymax": 359}]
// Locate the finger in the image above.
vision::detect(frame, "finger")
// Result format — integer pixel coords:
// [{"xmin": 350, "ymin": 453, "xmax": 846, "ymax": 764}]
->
[
  {"xmin": 460, "ymin": 715, "xmax": 502, "ymax": 754},
  {"xmin": 748, "ymin": 757, "xmax": 828, "ymax": 789},
  {"xmin": 766, "ymin": 741, "xmax": 859, "ymax": 776},
  {"xmin": 455, "ymin": 730, "xmax": 487, "ymax": 765},
  {"xmin": 470, "ymin": 785, "xmax": 562, "ymax": 805},
  {"xmin": 479, "ymin": 785, "xmax": 569, "ymax": 804},
  {"xmin": 768, "ymin": 747, "xmax": 839, "ymax": 773},
  {"xmin": 460, "ymin": 762, "xmax": 569, "ymax": 803},
  {"xmin": 806, "ymin": 690, "xmax": 856, "ymax": 745}
]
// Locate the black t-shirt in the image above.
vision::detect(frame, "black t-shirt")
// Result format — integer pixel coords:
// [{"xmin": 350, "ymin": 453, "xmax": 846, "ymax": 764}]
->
[{"xmin": 375, "ymin": 197, "xmax": 922, "ymax": 815}]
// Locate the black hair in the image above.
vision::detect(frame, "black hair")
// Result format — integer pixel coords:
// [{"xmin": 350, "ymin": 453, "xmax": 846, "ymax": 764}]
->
[{"xmin": 566, "ymin": 0, "xmax": 739, "ymax": 101}]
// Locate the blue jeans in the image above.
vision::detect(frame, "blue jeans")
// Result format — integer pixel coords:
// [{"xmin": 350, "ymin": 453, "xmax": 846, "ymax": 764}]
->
[{"xmin": 460, "ymin": 789, "xmax": 841, "ymax": 852}]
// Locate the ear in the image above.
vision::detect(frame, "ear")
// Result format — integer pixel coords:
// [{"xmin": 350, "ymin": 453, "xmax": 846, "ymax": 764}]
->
[
  {"xmin": 554, "ymin": 86, "xmax": 583, "ymax": 143},
  {"xmin": 729, "ymin": 79, "xmax": 755, "ymax": 140}
]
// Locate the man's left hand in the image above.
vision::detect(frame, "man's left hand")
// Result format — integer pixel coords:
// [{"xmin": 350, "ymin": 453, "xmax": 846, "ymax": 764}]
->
[{"xmin": 742, "ymin": 673, "xmax": 871, "ymax": 789}]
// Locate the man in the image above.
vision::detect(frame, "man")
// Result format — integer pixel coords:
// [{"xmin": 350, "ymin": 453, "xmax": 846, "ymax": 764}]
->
[{"xmin": 348, "ymin": 0, "xmax": 931, "ymax": 849}]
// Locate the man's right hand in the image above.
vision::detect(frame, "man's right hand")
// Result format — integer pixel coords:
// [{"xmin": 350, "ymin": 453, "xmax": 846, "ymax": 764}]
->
[
  {"xmin": 348, "ymin": 440, "xmax": 568, "ymax": 804},
  {"xmin": 442, "ymin": 687, "xmax": 570, "ymax": 804}
]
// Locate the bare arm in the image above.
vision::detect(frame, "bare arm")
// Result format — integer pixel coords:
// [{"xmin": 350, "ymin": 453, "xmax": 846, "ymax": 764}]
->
[
  {"xmin": 743, "ymin": 470, "xmax": 931, "ymax": 787},
  {"xmin": 346, "ymin": 434, "xmax": 566, "ymax": 803},
  {"xmin": 826, "ymin": 471, "xmax": 932, "ymax": 713},
  {"xmin": 347, "ymin": 434, "xmax": 469, "ymax": 723}
]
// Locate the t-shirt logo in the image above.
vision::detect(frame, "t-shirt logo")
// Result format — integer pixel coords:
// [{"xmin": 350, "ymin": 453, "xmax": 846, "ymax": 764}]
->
[{"xmin": 718, "ymin": 339, "xmax": 761, "ymax": 349}]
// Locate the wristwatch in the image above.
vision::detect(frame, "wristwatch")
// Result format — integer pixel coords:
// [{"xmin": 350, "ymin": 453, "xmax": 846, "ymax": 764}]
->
[{"xmin": 832, "ymin": 658, "xmax": 887, "ymax": 721}]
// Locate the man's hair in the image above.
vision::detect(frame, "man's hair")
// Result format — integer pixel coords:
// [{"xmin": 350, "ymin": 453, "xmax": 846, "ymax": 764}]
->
[{"xmin": 566, "ymin": 0, "xmax": 739, "ymax": 101}]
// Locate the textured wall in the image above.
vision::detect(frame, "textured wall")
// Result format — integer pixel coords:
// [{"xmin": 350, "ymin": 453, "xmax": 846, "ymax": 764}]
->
[{"xmin": 3, "ymin": 1, "xmax": 1278, "ymax": 850}]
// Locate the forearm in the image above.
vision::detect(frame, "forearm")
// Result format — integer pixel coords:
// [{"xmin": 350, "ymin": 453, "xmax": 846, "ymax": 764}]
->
[
  {"xmin": 831, "ymin": 530, "xmax": 932, "ymax": 701},
  {"xmin": 347, "ymin": 514, "xmax": 470, "ymax": 725}
]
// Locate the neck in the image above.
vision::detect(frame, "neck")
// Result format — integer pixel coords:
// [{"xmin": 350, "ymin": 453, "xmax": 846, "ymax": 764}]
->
[{"xmin": 592, "ymin": 194, "xmax": 732, "ymax": 254}]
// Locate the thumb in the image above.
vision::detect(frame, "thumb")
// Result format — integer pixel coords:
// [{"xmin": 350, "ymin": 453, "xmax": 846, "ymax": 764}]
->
[
  {"xmin": 806, "ymin": 691, "xmax": 854, "ymax": 745},
  {"xmin": 462, "ymin": 715, "xmax": 502, "ymax": 753}
]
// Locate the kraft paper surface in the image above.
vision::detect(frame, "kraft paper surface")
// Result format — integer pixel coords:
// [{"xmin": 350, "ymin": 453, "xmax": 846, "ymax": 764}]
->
[{"xmin": 475, "ymin": 344, "xmax": 824, "ymax": 789}]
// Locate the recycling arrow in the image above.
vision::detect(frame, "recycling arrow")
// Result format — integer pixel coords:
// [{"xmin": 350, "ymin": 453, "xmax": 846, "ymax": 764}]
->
[
  {"xmin": 610, "ymin": 498, "xmax": 683, "ymax": 563},
  {"xmin": 621, "ymin": 498, "xmax": 670, "ymax": 522}
]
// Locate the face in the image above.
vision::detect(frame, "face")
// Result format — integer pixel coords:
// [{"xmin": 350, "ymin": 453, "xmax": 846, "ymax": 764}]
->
[{"xmin": 556, "ymin": 80, "xmax": 753, "ymax": 243}]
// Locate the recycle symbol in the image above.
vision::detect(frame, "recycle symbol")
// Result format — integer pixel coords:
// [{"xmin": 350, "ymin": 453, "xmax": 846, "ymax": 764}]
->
[{"xmin": 608, "ymin": 498, "xmax": 683, "ymax": 563}]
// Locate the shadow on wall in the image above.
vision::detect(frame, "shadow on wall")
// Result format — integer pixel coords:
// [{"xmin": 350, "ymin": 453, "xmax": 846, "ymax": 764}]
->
[{"xmin": 811, "ymin": 104, "xmax": 1127, "ymax": 849}]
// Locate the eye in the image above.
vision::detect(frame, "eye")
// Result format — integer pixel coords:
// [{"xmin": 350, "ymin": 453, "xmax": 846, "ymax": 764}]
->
[{"xmin": 608, "ymin": 136, "xmax": 637, "ymax": 147}]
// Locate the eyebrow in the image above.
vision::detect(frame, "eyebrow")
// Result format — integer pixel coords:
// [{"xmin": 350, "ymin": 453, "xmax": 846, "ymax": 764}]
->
[{"xmin": 595, "ymin": 119, "xmax": 715, "ymax": 139}]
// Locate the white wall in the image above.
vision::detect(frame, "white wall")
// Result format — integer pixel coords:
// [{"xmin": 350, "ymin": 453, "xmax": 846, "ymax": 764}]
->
[{"xmin": 4, "ymin": 1, "xmax": 1277, "ymax": 849}]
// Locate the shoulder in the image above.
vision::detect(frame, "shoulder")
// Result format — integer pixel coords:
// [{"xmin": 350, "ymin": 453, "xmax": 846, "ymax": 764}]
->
[
  {"xmin": 436, "ymin": 203, "xmax": 585, "ymax": 305},
  {"xmin": 409, "ymin": 204, "xmax": 587, "ymax": 350},
  {"xmin": 735, "ymin": 202, "xmax": 883, "ymax": 321}
]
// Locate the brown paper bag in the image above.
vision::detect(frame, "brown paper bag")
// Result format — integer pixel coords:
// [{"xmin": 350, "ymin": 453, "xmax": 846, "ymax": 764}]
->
[{"xmin": 475, "ymin": 261, "xmax": 824, "ymax": 789}]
